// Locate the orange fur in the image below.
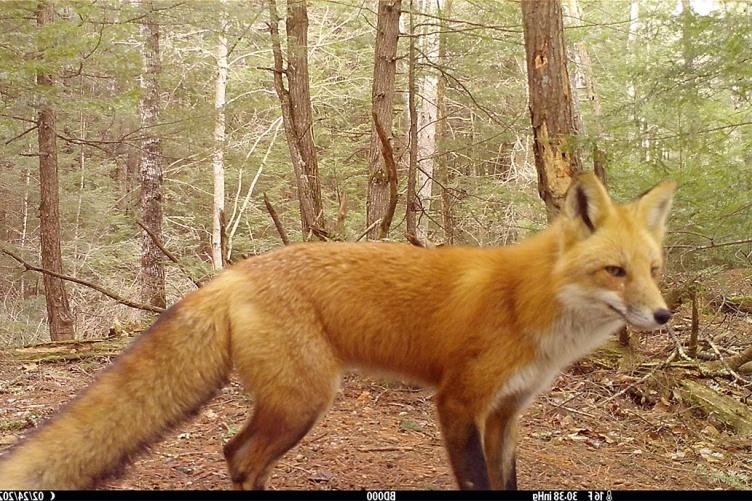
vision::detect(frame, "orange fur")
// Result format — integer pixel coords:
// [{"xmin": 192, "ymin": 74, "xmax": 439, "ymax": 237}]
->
[{"xmin": 0, "ymin": 174, "xmax": 676, "ymax": 490}]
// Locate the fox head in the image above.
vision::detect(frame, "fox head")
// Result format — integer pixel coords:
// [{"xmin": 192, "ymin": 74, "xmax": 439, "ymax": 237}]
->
[{"xmin": 555, "ymin": 173, "xmax": 676, "ymax": 330}]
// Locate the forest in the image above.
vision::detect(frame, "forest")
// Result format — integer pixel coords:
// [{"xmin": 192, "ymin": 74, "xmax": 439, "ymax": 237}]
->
[{"xmin": 0, "ymin": 0, "xmax": 751, "ymax": 491}]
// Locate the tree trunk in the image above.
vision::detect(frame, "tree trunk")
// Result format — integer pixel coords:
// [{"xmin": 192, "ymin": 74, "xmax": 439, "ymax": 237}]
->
[
  {"xmin": 366, "ymin": 0, "xmax": 401, "ymax": 240},
  {"xmin": 435, "ymin": 0, "xmax": 453, "ymax": 243},
  {"xmin": 679, "ymin": 0, "xmax": 699, "ymax": 172},
  {"xmin": 267, "ymin": 0, "xmax": 326, "ymax": 239},
  {"xmin": 405, "ymin": 0, "xmax": 419, "ymax": 240},
  {"xmin": 286, "ymin": 0, "xmax": 324, "ymax": 236},
  {"xmin": 20, "ymin": 162, "xmax": 31, "ymax": 298},
  {"xmin": 119, "ymin": 145, "xmax": 139, "ymax": 214},
  {"xmin": 212, "ymin": 0, "xmax": 228, "ymax": 271},
  {"xmin": 521, "ymin": 0, "xmax": 582, "ymax": 221},
  {"xmin": 619, "ymin": 1, "xmax": 640, "ymax": 349},
  {"xmin": 626, "ymin": 0, "xmax": 645, "ymax": 162},
  {"xmin": 138, "ymin": 1, "xmax": 166, "ymax": 309},
  {"xmin": 566, "ymin": 0, "xmax": 606, "ymax": 184},
  {"xmin": 415, "ymin": 0, "xmax": 441, "ymax": 240},
  {"xmin": 36, "ymin": 1, "xmax": 75, "ymax": 341},
  {"xmin": 0, "ymin": 162, "xmax": 8, "ymax": 242}
]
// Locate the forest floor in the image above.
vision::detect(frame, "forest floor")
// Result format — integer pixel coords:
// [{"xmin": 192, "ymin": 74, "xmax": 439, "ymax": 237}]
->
[{"xmin": 1, "ymin": 292, "xmax": 752, "ymax": 491}]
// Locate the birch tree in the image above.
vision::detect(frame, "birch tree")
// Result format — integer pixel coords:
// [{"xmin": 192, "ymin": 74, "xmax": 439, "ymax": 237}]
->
[
  {"xmin": 415, "ymin": 0, "xmax": 441, "ymax": 241},
  {"xmin": 566, "ymin": 0, "xmax": 606, "ymax": 183},
  {"xmin": 212, "ymin": 0, "xmax": 228, "ymax": 270},
  {"xmin": 627, "ymin": 0, "xmax": 645, "ymax": 161},
  {"xmin": 435, "ymin": 0, "xmax": 452, "ymax": 243}
]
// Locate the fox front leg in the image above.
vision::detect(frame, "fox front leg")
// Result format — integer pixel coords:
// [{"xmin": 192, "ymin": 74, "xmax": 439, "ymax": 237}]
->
[
  {"xmin": 484, "ymin": 403, "xmax": 519, "ymax": 490},
  {"xmin": 435, "ymin": 392, "xmax": 491, "ymax": 490}
]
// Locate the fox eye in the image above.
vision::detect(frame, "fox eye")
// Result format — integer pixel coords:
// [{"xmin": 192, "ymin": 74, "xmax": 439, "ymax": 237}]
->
[
  {"xmin": 605, "ymin": 266, "xmax": 626, "ymax": 277},
  {"xmin": 651, "ymin": 266, "xmax": 660, "ymax": 277}
]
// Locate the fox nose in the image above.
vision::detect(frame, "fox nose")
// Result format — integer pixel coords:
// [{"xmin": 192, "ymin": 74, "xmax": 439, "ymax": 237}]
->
[{"xmin": 653, "ymin": 308, "xmax": 672, "ymax": 325}]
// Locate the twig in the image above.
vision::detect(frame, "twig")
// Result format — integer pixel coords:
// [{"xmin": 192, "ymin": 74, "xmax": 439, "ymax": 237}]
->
[
  {"xmin": 136, "ymin": 220, "xmax": 201, "ymax": 288},
  {"xmin": 5, "ymin": 124, "xmax": 38, "ymax": 145},
  {"xmin": 1, "ymin": 246, "xmax": 164, "ymax": 313},
  {"xmin": 405, "ymin": 233, "xmax": 425, "ymax": 247},
  {"xmin": 624, "ymin": 409, "xmax": 661, "ymax": 429},
  {"xmin": 680, "ymin": 237, "xmax": 752, "ymax": 254},
  {"xmin": 357, "ymin": 446, "xmax": 415, "ymax": 452},
  {"xmin": 136, "ymin": 220, "xmax": 179, "ymax": 263},
  {"xmin": 405, "ymin": 233, "xmax": 437, "ymax": 249},
  {"xmin": 263, "ymin": 192, "xmax": 290, "ymax": 246},
  {"xmin": 702, "ymin": 331, "xmax": 751, "ymax": 386},
  {"xmin": 666, "ymin": 325, "xmax": 693, "ymax": 362},
  {"xmin": 277, "ymin": 462, "xmax": 312, "ymax": 475},
  {"xmin": 335, "ymin": 192, "xmax": 347, "ymax": 236},
  {"xmin": 587, "ymin": 350, "xmax": 677, "ymax": 410},
  {"xmin": 544, "ymin": 392, "xmax": 581, "ymax": 416},
  {"xmin": 308, "ymin": 432, "xmax": 329, "ymax": 443},
  {"xmin": 356, "ymin": 219, "xmax": 382, "ymax": 242},
  {"xmin": 561, "ymin": 406, "xmax": 595, "ymax": 419}
]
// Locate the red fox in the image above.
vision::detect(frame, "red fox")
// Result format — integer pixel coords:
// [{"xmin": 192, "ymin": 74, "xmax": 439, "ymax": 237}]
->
[{"xmin": 0, "ymin": 173, "xmax": 675, "ymax": 490}]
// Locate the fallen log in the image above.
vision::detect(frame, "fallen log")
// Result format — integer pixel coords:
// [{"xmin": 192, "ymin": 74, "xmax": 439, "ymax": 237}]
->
[{"xmin": 679, "ymin": 379, "xmax": 752, "ymax": 435}]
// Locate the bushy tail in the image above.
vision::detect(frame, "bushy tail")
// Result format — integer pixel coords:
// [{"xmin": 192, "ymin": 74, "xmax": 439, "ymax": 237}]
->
[{"xmin": 0, "ymin": 283, "xmax": 233, "ymax": 489}]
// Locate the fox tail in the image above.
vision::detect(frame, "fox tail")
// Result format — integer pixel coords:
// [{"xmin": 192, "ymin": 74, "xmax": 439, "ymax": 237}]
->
[{"xmin": 0, "ymin": 282, "xmax": 232, "ymax": 489}]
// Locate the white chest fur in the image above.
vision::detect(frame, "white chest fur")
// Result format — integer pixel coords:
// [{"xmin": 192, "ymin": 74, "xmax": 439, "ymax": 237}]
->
[{"xmin": 492, "ymin": 308, "xmax": 624, "ymax": 412}]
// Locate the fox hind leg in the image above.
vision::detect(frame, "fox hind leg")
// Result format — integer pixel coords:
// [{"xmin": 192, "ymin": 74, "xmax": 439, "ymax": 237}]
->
[
  {"xmin": 223, "ymin": 326, "xmax": 341, "ymax": 490},
  {"xmin": 223, "ymin": 398, "xmax": 327, "ymax": 490}
]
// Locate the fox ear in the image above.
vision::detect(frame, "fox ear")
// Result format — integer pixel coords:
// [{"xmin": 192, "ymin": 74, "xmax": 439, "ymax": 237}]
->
[
  {"xmin": 562, "ymin": 172, "xmax": 612, "ymax": 234},
  {"xmin": 636, "ymin": 180, "xmax": 676, "ymax": 242}
]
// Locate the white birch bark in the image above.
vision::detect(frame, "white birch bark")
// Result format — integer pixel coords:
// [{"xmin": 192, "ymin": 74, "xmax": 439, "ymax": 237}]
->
[
  {"xmin": 627, "ymin": 0, "xmax": 639, "ymax": 101},
  {"xmin": 226, "ymin": 117, "xmax": 282, "ymax": 261},
  {"xmin": 415, "ymin": 0, "xmax": 442, "ymax": 242},
  {"xmin": 211, "ymin": 0, "xmax": 228, "ymax": 271},
  {"xmin": 20, "ymin": 163, "xmax": 30, "ymax": 299},
  {"xmin": 565, "ymin": 0, "xmax": 603, "ymax": 134},
  {"xmin": 626, "ymin": 0, "xmax": 649, "ymax": 160},
  {"xmin": 74, "ymin": 113, "xmax": 85, "ymax": 262}
]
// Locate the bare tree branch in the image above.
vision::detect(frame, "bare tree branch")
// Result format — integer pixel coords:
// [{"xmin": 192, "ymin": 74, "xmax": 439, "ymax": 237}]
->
[
  {"xmin": 263, "ymin": 192, "xmax": 290, "ymax": 246},
  {"xmin": 356, "ymin": 219, "xmax": 382, "ymax": 242},
  {"xmin": 1, "ymin": 246, "xmax": 165, "ymax": 314},
  {"xmin": 5, "ymin": 124, "xmax": 39, "ymax": 145},
  {"xmin": 372, "ymin": 111, "xmax": 398, "ymax": 240},
  {"xmin": 135, "ymin": 220, "xmax": 201, "ymax": 288},
  {"xmin": 686, "ymin": 238, "xmax": 752, "ymax": 253}
]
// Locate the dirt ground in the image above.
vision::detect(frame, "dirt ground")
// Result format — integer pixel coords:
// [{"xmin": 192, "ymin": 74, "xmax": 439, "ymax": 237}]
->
[{"xmin": 1, "ymin": 301, "xmax": 751, "ymax": 490}]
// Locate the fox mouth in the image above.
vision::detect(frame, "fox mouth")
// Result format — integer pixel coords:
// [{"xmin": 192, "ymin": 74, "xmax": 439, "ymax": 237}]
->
[
  {"xmin": 606, "ymin": 304, "xmax": 627, "ymax": 320},
  {"xmin": 606, "ymin": 304, "xmax": 663, "ymax": 330}
]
